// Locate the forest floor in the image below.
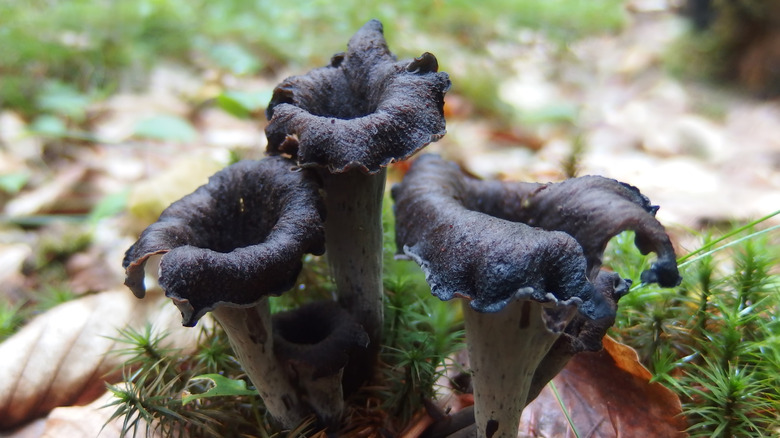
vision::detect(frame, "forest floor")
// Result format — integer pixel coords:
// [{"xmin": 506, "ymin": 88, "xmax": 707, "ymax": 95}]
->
[{"xmin": 0, "ymin": 3, "xmax": 778, "ymax": 437}]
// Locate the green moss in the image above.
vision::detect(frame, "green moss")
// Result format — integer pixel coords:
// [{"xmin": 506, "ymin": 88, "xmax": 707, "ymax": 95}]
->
[{"xmin": 606, "ymin": 217, "xmax": 780, "ymax": 435}]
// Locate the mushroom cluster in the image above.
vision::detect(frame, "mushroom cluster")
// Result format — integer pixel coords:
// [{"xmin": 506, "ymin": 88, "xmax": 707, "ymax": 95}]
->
[
  {"xmin": 392, "ymin": 154, "xmax": 680, "ymax": 438},
  {"xmin": 123, "ymin": 19, "xmax": 681, "ymax": 436},
  {"xmin": 124, "ymin": 20, "xmax": 450, "ymax": 430},
  {"xmin": 266, "ymin": 18, "xmax": 450, "ymax": 357}
]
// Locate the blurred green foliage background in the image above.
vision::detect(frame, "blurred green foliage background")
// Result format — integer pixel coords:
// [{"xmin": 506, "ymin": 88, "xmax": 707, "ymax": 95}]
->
[{"xmin": 0, "ymin": 0, "xmax": 626, "ymax": 118}]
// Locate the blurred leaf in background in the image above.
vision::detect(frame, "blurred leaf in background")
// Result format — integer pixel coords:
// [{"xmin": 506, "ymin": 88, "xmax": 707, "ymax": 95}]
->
[
  {"xmin": 133, "ymin": 115, "xmax": 198, "ymax": 142},
  {"xmin": 0, "ymin": 172, "xmax": 30, "ymax": 195},
  {"xmin": 216, "ymin": 90, "xmax": 272, "ymax": 119}
]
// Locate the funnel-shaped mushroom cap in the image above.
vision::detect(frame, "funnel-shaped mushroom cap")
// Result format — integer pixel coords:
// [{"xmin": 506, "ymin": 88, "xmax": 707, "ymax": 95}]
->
[
  {"xmin": 392, "ymin": 155, "xmax": 611, "ymax": 318},
  {"xmin": 273, "ymin": 300, "xmax": 370, "ymax": 379},
  {"xmin": 265, "ymin": 19, "xmax": 451, "ymax": 174},
  {"xmin": 392, "ymin": 154, "xmax": 679, "ymax": 316},
  {"xmin": 123, "ymin": 157, "xmax": 326, "ymax": 326},
  {"xmin": 465, "ymin": 174, "xmax": 681, "ymax": 287}
]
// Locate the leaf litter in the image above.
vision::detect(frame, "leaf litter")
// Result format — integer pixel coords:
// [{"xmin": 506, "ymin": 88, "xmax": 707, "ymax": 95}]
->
[{"xmin": 0, "ymin": 4, "xmax": 778, "ymax": 437}]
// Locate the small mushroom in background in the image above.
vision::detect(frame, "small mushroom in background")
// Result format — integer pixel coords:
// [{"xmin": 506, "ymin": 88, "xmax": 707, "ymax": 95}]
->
[
  {"xmin": 272, "ymin": 300, "xmax": 369, "ymax": 428},
  {"xmin": 265, "ymin": 19, "xmax": 451, "ymax": 382},
  {"xmin": 123, "ymin": 156, "xmax": 327, "ymax": 428},
  {"xmin": 392, "ymin": 154, "xmax": 680, "ymax": 438}
]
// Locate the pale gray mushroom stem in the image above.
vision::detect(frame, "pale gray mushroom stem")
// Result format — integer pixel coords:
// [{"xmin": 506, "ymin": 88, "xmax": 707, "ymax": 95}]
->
[
  {"xmin": 393, "ymin": 155, "xmax": 680, "ymax": 438},
  {"xmin": 464, "ymin": 298, "xmax": 578, "ymax": 438},
  {"xmin": 211, "ymin": 301, "xmax": 311, "ymax": 427},
  {"xmin": 321, "ymin": 169, "xmax": 386, "ymax": 357}
]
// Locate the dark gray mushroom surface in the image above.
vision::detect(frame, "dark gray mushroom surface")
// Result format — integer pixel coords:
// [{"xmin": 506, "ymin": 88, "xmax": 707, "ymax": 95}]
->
[
  {"xmin": 392, "ymin": 154, "xmax": 621, "ymax": 318},
  {"xmin": 265, "ymin": 19, "xmax": 451, "ymax": 174},
  {"xmin": 393, "ymin": 154, "xmax": 681, "ymax": 309},
  {"xmin": 462, "ymin": 173, "xmax": 681, "ymax": 286},
  {"xmin": 123, "ymin": 156, "xmax": 325, "ymax": 326},
  {"xmin": 273, "ymin": 300, "xmax": 370, "ymax": 379}
]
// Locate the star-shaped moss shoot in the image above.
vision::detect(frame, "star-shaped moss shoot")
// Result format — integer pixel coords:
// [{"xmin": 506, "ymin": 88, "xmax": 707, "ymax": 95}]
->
[
  {"xmin": 265, "ymin": 20, "xmax": 451, "ymax": 385},
  {"xmin": 392, "ymin": 154, "xmax": 680, "ymax": 438}
]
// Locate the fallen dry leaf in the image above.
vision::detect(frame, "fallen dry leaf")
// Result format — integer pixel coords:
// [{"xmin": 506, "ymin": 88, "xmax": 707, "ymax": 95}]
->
[
  {"xmin": 0, "ymin": 243, "xmax": 31, "ymax": 300},
  {"xmin": 418, "ymin": 337, "xmax": 686, "ymax": 437},
  {"xmin": 0, "ymin": 287, "xmax": 200, "ymax": 430},
  {"xmin": 126, "ymin": 153, "xmax": 228, "ymax": 227},
  {"xmin": 3, "ymin": 165, "xmax": 87, "ymax": 217},
  {"xmin": 0, "ymin": 385, "xmax": 159, "ymax": 438},
  {"xmin": 520, "ymin": 336, "xmax": 687, "ymax": 437},
  {"xmin": 66, "ymin": 248, "xmax": 123, "ymax": 295}
]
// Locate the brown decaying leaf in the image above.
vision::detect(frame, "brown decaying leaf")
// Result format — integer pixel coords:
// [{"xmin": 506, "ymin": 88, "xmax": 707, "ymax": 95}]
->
[
  {"xmin": 3, "ymin": 165, "xmax": 87, "ymax": 217},
  {"xmin": 520, "ymin": 336, "xmax": 687, "ymax": 438},
  {"xmin": 66, "ymin": 248, "xmax": 123, "ymax": 295},
  {"xmin": 0, "ymin": 288, "xmax": 199, "ymax": 430},
  {"xmin": 408, "ymin": 337, "xmax": 685, "ymax": 437},
  {"xmin": 1, "ymin": 385, "xmax": 159, "ymax": 438}
]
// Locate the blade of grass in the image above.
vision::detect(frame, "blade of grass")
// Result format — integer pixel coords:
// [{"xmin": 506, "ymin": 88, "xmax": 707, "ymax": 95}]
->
[
  {"xmin": 676, "ymin": 210, "xmax": 780, "ymax": 264},
  {"xmin": 678, "ymin": 225, "xmax": 779, "ymax": 270},
  {"xmin": 550, "ymin": 380, "xmax": 581, "ymax": 438}
]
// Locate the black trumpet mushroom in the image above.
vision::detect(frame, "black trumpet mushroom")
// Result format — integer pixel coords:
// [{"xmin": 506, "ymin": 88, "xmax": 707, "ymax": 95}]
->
[
  {"xmin": 272, "ymin": 300, "xmax": 369, "ymax": 428},
  {"xmin": 123, "ymin": 156, "xmax": 327, "ymax": 428},
  {"xmin": 265, "ymin": 20, "xmax": 451, "ymax": 375},
  {"xmin": 392, "ymin": 154, "xmax": 679, "ymax": 438}
]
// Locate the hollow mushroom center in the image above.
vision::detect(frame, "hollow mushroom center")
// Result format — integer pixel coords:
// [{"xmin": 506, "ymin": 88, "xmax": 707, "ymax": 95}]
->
[
  {"xmin": 295, "ymin": 81, "xmax": 384, "ymax": 121},
  {"xmin": 195, "ymin": 195, "xmax": 276, "ymax": 253},
  {"xmin": 274, "ymin": 311, "xmax": 335, "ymax": 345}
]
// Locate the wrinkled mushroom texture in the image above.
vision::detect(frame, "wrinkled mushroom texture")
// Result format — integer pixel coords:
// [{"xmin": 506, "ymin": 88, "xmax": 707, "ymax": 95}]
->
[
  {"xmin": 464, "ymin": 172, "xmax": 681, "ymax": 287},
  {"xmin": 273, "ymin": 300, "xmax": 370, "ymax": 379},
  {"xmin": 392, "ymin": 155, "xmax": 614, "ymax": 319},
  {"xmin": 526, "ymin": 269, "xmax": 631, "ymax": 403},
  {"xmin": 123, "ymin": 157, "xmax": 326, "ymax": 327},
  {"xmin": 265, "ymin": 19, "xmax": 451, "ymax": 174}
]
